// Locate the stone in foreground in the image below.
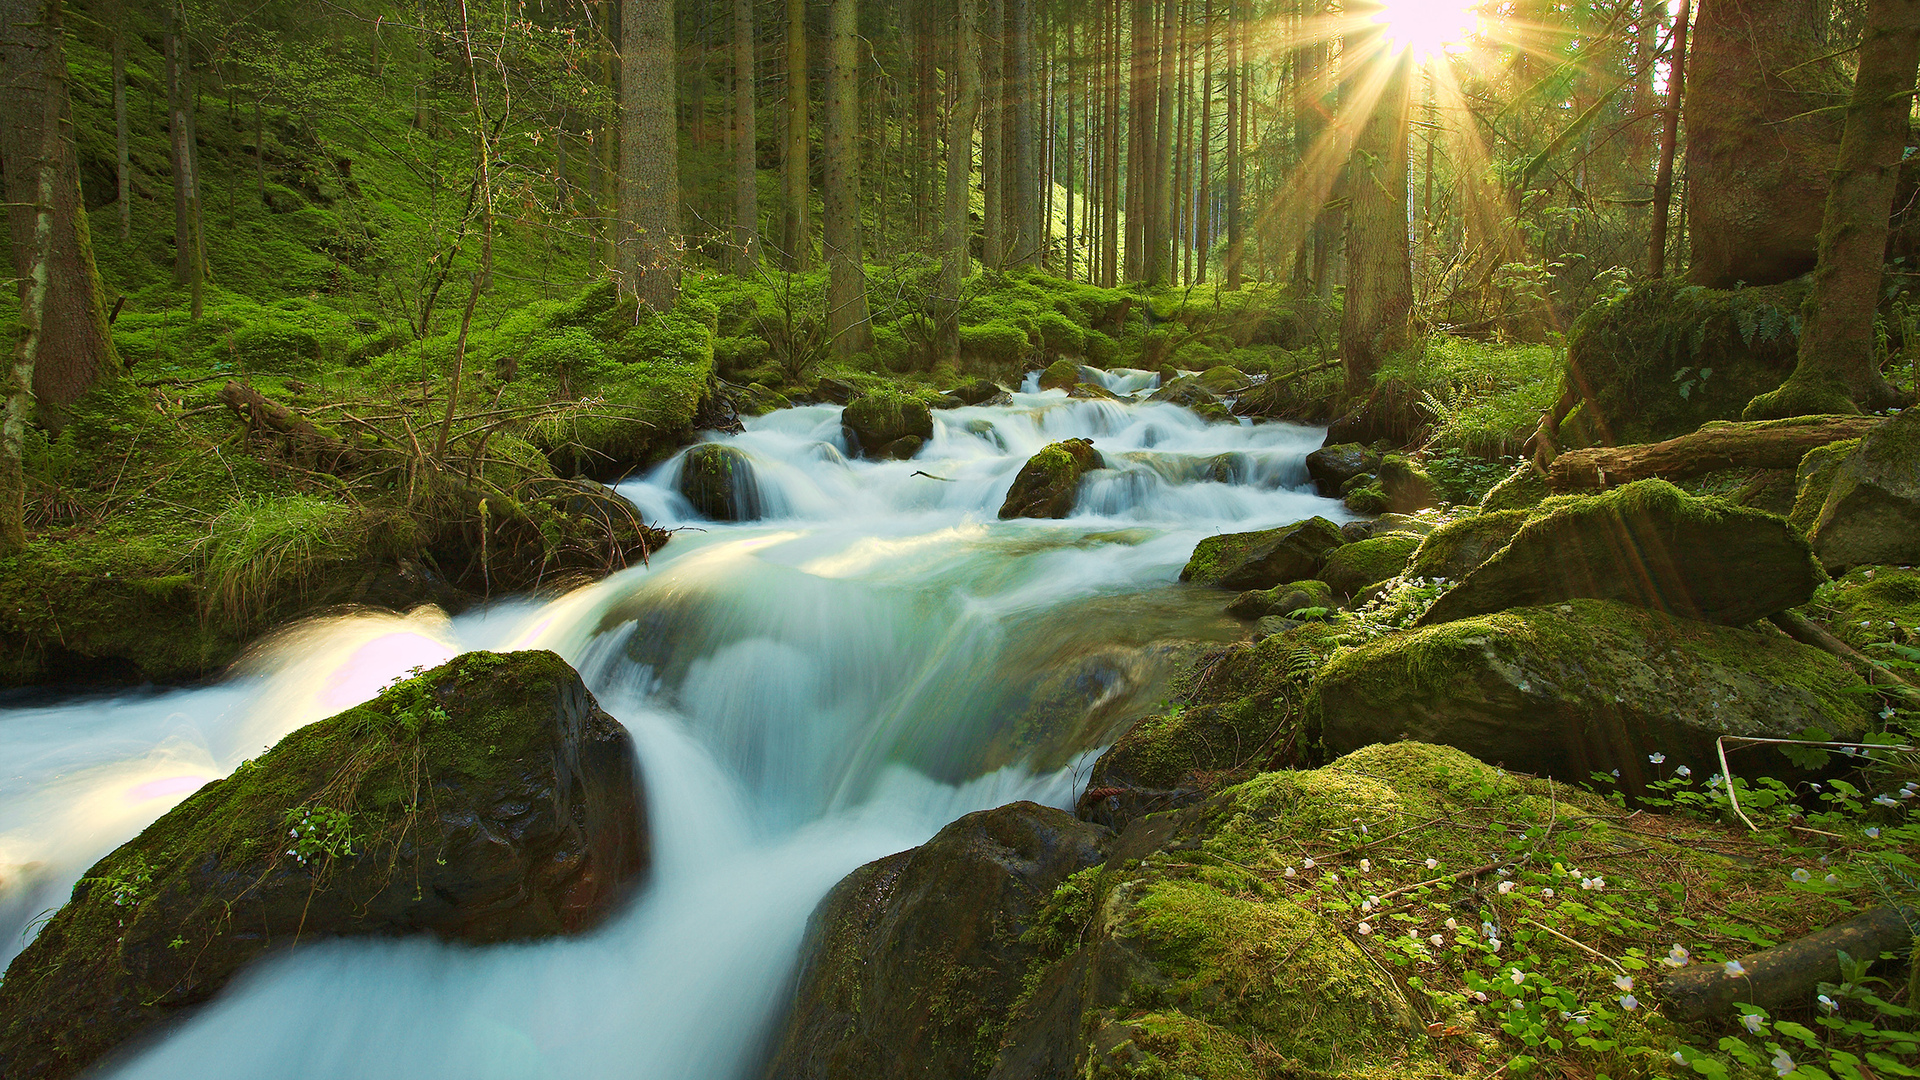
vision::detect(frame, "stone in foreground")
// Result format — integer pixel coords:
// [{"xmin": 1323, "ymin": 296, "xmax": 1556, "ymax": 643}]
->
[
  {"xmin": 0, "ymin": 650, "xmax": 647, "ymax": 1080},
  {"xmin": 1179, "ymin": 517, "xmax": 1346, "ymax": 591},
  {"xmin": 841, "ymin": 393, "xmax": 934, "ymax": 459},
  {"xmin": 1804, "ymin": 408, "xmax": 1920, "ymax": 571}
]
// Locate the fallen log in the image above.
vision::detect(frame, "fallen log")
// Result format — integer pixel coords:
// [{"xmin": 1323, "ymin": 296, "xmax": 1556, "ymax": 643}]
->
[
  {"xmin": 1657, "ymin": 905, "xmax": 1917, "ymax": 1022},
  {"xmin": 1546, "ymin": 415, "xmax": 1883, "ymax": 492},
  {"xmin": 217, "ymin": 379, "xmax": 362, "ymax": 472}
]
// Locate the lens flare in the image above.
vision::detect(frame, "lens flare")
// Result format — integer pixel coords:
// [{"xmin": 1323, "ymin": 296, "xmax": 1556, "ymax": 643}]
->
[{"xmin": 1374, "ymin": 0, "xmax": 1480, "ymax": 61}]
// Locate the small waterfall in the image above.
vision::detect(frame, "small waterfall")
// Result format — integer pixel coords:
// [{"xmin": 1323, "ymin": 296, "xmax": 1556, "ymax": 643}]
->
[{"xmin": 0, "ymin": 387, "xmax": 1346, "ymax": 1080}]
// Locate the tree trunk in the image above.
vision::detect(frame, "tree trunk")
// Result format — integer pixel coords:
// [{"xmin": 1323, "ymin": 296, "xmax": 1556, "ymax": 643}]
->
[
  {"xmin": 166, "ymin": 2, "xmax": 204, "ymax": 311},
  {"xmin": 1687, "ymin": 0, "xmax": 1848, "ymax": 287},
  {"xmin": 1338, "ymin": 10, "xmax": 1414, "ymax": 400},
  {"xmin": 620, "ymin": 0, "xmax": 680, "ymax": 311},
  {"xmin": 0, "ymin": 0, "xmax": 120, "ymax": 437},
  {"xmin": 732, "ymin": 0, "xmax": 758, "ymax": 273},
  {"xmin": 782, "ymin": 0, "xmax": 811, "ymax": 270},
  {"xmin": 1546, "ymin": 415, "xmax": 1883, "ymax": 491},
  {"xmin": 1223, "ymin": 0, "xmax": 1242, "ymax": 288},
  {"xmin": 1747, "ymin": 0, "xmax": 1920, "ymax": 418},
  {"xmin": 982, "ymin": 0, "xmax": 1005, "ymax": 267},
  {"xmin": 112, "ymin": 8, "xmax": 129, "ymax": 241},
  {"xmin": 1649, "ymin": 0, "xmax": 1691, "ymax": 278},
  {"xmin": 823, "ymin": 0, "xmax": 871, "ymax": 356},
  {"xmin": 942, "ymin": 0, "xmax": 981, "ymax": 363},
  {"xmin": 1103, "ymin": 0, "xmax": 1120, "ymax": 286},
  {"xmin": 1196, "ymin": 0, "xmax": 1212, "ymax": 283},
  {"xmin": 1007, "ymin": 0, "xmax": 1039, "ymax": 264},
  {"xmin": 1146, "ymin": 0, "xmax": 1176, "ymax": 283}
]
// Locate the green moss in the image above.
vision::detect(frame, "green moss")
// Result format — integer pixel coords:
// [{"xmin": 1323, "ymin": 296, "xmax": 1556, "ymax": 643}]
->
[
  {"xmin": 1344, "ymin": 485, "xmax": 1390, "ymax": 514},
  {"xmin": 1813, "ymin": 565, "xmax": 1920, "ymax": 652},
  {"xmin": 1405, "ymin": 509, "xmax": 1530, "ymax": 581},
  {"xmin": 960, "ymin": 320, "xmax": 1034, "ymax": 366},
  {"xmin": 1479, "ymin": 462, "xmax": 1549, "ymax": 511},
  {"xmin": 1743, "ymin": 374, "xmax": 1862, "ymax": 421},
  {"xmin": 1789, "ymin": 438, "xmax": 1859, "ymax": 534},
  {"xmin": 1321, "ymin": 536, "xmax": 1420, "ymax": 596}
]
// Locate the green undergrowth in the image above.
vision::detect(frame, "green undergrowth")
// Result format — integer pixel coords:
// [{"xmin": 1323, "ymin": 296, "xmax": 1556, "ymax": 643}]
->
[{"xmin": 1380, "ymin": 335, "xmax": 1564, "ymax": 460}]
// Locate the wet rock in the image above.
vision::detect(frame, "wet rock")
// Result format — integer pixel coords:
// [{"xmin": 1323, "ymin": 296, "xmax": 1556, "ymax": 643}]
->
[
  {"xmin": 1179, "ymin": 516, "xmax": 1346, "ymax": 591},
  {"xmin": 1320, "ymin": 535, "xmax": 1420, "ymax": 597},
  {"xmin": 1319, "ymin": 599, "xmax": 1869, "ymax": 797},
  {"xmin": 878, "ymin": 435, "xmax": 925, "ymax": 460},
  {"xmin": 1804, "ymin": 410, "xmax": 1920, "ymax": 571},
  {"xmin": 0, "ymin": 651, "xmax": 647, "ymax": 1080},
  {"xmin": 761, "ymin": 802, "xmax": 1112, "ymax": 1080},
  {"xmin": 1340, "ymin": 520, "xmax": 1374, "ymax": 544},
  {"xmin": 950, "ymin": 378, "xmax": 1010, "ymax": 406},
  {"xmin": 1226, "ymin": 579, "xmax": 1335, "ymax": 620},
  {"xmin": 842, "ymin": 393, "xmax": 934, "ymax": 459},
  {"xmin": 731, "ymin": 382, "xmax": 792, "ymax": 417},
  {"xmin": 1039, "ymin": 358, "xmax": 1082, "ymax": 390},
  {"xmin": 1370, "ymin": 512, "xmax": 1438, "ymax": 539},
  {"xmin": 931, "ymin": 393, "xmax": 969, "ymax": 410},
  {"xmin": 1343, "ymin": 484, "xmax": 1390, "ymax": 515},
  {"xmin": 1147, "ymin": 376, "xmax": 1223, "ymax": 413},
  {"xmin": 1418, "ymin": 479, "xmax": 1823, "ymax": 628},
  {"xmin": 1378, "ymin": 453, "xmax": 1437, "ymax": 513},
  {"xmin": 1403, "ymin": 509, "xmax": 1530, "ymax": 582},
  {"xmin": 1065, "ymin": 382, "xmax": 1121, "ymax": 401},
  {"xmin": 1000, "ymin": 438, "xmax": 1104, "ymax": 520},
  {"xmin": 1194, "ymin": 365, "xmax": 1251, "ymax": 395},
  {"xmin": 1305, "ymin": 442, "xmax": 1381, "ymax": 497},
  {"xmin": 1251, "ymin": 615, "xmax": 1303, "ymax": 640},
  {"xmin": 679, "ymin": 443, "xmax": 763, "ymax": 521},
  {"xmin": 811, "ymin": 376, "xmax": 862, "ymax": 404}
]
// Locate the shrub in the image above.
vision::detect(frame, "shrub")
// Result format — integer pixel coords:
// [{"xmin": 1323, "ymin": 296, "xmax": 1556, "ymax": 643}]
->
[
  {"xmin": 1034, "ymin": 310, "xmax": 1086, "ymax": 358},
  {"xmin": 960, "ymin": 320, "xmax": 1033, "ymax": 365}
]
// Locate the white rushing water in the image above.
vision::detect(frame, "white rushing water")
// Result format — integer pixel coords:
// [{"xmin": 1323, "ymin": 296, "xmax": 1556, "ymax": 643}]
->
[{"xmin": 0, "ymin": 382, "xmax": 1345, "ymax": 1079}]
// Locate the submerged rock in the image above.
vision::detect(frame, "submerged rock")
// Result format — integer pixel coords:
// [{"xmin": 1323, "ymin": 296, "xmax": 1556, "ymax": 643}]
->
[
  {"xmin": 1306, "ymin": 442, "xmax": 1381, "ymax": 498},
  {"xmin": 762, "ymin": 802, "xmax": 1112, "ymax": 1080},
  {"xmin": 679, "ymin": 443, "xmax": 763, "ymax": 521},
  {"xmin": 1179, "ymin": 517, "xmax": 1346, "ymax": 591},
  {"xmin": 1803, "ymin": 409, "xmax": 1920, "ymax": 571},
  {"xmin": 842, "ymin": 393, "xmax": 934, "ymax": 459},
  {"xmin": 1318, "ymin": 599, "xmax": 1869, "ymax": 795},
  {"xmin": 1000, "ymin": 438, "xmax": 1104, "ymax": 520},
  {"xmin": 1320, "ymin": 535, "xmax": 1420, "ymax": 597},
  {"xmin": 1418, "ymin": 479, "xmax": 1822, "ymax": 627},
  {"xmin": 0, "ymin": 651, "xmax": 647, "ymax": 1080}
]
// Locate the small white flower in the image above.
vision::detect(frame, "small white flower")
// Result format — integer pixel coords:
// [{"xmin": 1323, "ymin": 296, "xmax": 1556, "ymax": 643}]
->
[
  {"xmin": 1724, "ymin": 960, "xmax": 1748, "ymax": 977},
  {"xmin": 1875, "ymin": 794, "xmax": 1899, "ymax": 807},
  {"xmin": 1611, "ymin": 768, "xmax": 1621, "ymax": 777},
  {"xmin": 1498, "ymin": 880, "xmax": 1516, "ymax": 894},
  {"xmin": 1675, "ymin": 765, "xmax": 1692, "ymax": 778},
  {"xmin": 1303, "ymin": 857, "xmax": 1316, "ymax": 869},
  {"xmin": 1361, "ymin": 900, "xmax": 1374, "ymax": 913},
  {"xmin": 1430, "ymin": 934, "xmax": 1445, "ymax": 946},
  {"xmin": 1326, "ymin": 873, "xmax": 1340, "ymax": 883},
  {"xmin": 1772, "ymin": 1049, "xmax": 1795, "ymax": 1076},
  {"xmin": 1510, "ymin": 969, "xmax": 1526, "ymax": 985},
  {"xmin": 1425, "ymin": 857, "xmax": 1439, "ymax": 869},
  {"xmin": 1817, "ymin": 994, "xmax": 1837, "ymax": 1013},
  {"xmin": 1357, "ymin": 921, "xmax": 1373, "ymax": 935},
  {"xmin": 1903, "ymin": 789, "xmax": 1916, "ymax": 800},
  {"xmin": 1825, "ymin": 874, "xmax": 1839, "ymax": 885},
  {"xmin": 1613, "ymin": 975, "xmax": 1633, "ymax": 992},
  {"xmin": 1541, "ymin": 888, "xmax": 1555, "ymax": 898},
  {"xmin": 1742, "ymin": 1013, "xmax": 1765, "ymax": 1034},
  {"xmin": 1867, "ymin": 827, "xmax": 1883, "ymax": 839},
  {"xmin": 1673, "ymin": 1051, "xmax": 1689, "ymax": 1065},
  {"xmin": 1359, "ymin": 858, "xmax": 1372, "ymax": 872},
  {"xmin": 1473, "ymin": 990, "xmax": 1488, "ymax": 1002},
  {"xmin": 1791, "ymin": 868, "xmax": 1812, "ymax": 883},
  {"xmin": 1649, "ymin": 753, "xmax": 1666, "ymax": 764},
  {"xmin": 1663, "ymin": 944, "xmax": 1691, "ymax": 968},
  {"xmin": 1482, "ymin": 920, "xmax": 1497, "ymax": 937},
  {"xmin": 1488, "ymin": 938, "xmax": 1502, "ymax": 952},
  {"xmin": 1285, "ymin": 866, "xmax": 1297, "ymax": 878},
  {"xmin": 1619, "ymin": 994, "xmax": 1639, "ymax": 1011}
]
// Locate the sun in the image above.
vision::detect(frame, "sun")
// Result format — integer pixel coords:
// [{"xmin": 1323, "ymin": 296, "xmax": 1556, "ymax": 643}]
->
[{"xmin": 1372, "ymin": 0, "xmax": 1482, "ymax": 62}]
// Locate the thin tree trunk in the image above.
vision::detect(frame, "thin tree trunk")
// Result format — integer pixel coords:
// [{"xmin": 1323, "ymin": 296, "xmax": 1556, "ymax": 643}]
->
[
  {"xmin": 112, "ymin": 10, "xmax": 129, "ymax": 241},
  {"xmin": 942, "ymin": 0, "xmax": 981, "ymax": 362},
  {"xmin": 167, "ymin": 5, "xmax": 193, "ymax": 291},
  {"xmin": 1224, "ymin": 0, "xmax": 1242, "ymax": 288},
  {"xmin": 1649, "ymin": 0, "xmax": 1692, "ymax": 278},
  {"xmin": 620, "ymin": 0, "xmax": 680, "ymax": 311},
  {"xmin": 1747, "ymin": 0, "xmax": 1920, "ymax": 417},
  {"xmin": 1147, "ymin": 0, "xmax": 1175, "ymax": 283},
  {"xmin": 1104, "ymin": 0, "xmax": 1120, "ymax": 287},
  {"xmin": 1065, "ymin": 12, "xmax": 1077, "ymax": 280},
  {"xmin": 782, "ymin": 0, "xmax": 811, "ymax": 270},
  {"xmin": 733, "ymin": 0, "xmax": 759, "ymax": 273},
  {"xmin": 1198, "ymin": 0, "xmax": 1212, "ymax": 283},
  {"xmin": 982, "ymin": 0, "xmax": 1005, "ymax": 266},
  {"xmin": 823, "ymin": 0, "xmax": 871, "ymax": 355}
]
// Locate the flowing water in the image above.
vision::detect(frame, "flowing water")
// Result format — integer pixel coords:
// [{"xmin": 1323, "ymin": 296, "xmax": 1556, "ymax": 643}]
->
[{"xmin": 0, "ymin": 378, "xmax": 1346, "ymax": 1079}]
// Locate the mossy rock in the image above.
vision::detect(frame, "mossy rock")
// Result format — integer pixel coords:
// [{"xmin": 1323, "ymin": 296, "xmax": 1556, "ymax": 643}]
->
[
  {"xmin": 1813, "ymin": 565, "xmax": 1920, "ymax": 652},
  {"xmin": 1039, "ymin": 357, "xmax": 1082, "ymax": 390},
  {"xmin": 1148, "ymin": 376, "xmax": 1224, "ymax": 412},
  {"xmin": 1318, "ymin": 599, "xmax": 1870, "ymax": 797},
  {"xmin": 679, "ymin": 442, "xmax": 763, "ymax": 521},
  {"xmin": 1194, "ymin": 365, "xmax": 1251, "ymax": 395},
  {"xmin": 1565, "ymin": 277, "xmax": 1806, "ymax": 444},
  {"xmin": 1225, "ymin": 579, "xmax": 1335, "ymax": 620},
  {"xmin": 1305, "ymin": 442, "xmax": 1381, "ymax": 498},
  {"xmin": 841, "ymin": 391, "xmax": 934, "ymax": 460},
  {"xmin": 1320, "ymin": 535, "xmax": 1420, "ymax": 597},
  {"xmin": 1789, "ymin": 438, "xmax": 1859, "ymax": 534},
  {"xmin": 0, "ymin": 651, "xmax": 648, "ymax": 1080},
  {"xmin": 760, "ymin": 802, "xmax": 1112, "ymax": 1080},
  {"xmin": 1377, "ymin": 454, "xmax": 1436, "ymax": 513},
  {"xmin": 1342, "ymin": 484, "xmax": 1390, "ymax": 515},
  {"xmin": 1479, "ymin": 462, "xmax": 1549, "ymax": 512},
  {"xmin": 1804, "ymin": 410, "xmax": 1920, "ymax": 571},
  {"xmin": 1179, "ymin": 517, "xmax": 1346, "ymax": 591},
  {"xmin": 1000, "ymin": 438, "xmax": 1104, "ymax": 520},
  {"xmin": 1404, "ymin": 509, "xmax": 1531, "ymax": 583},
  {"xmin": 1419, "ymin": 479, "xmax": 1823, "ymax": 628}
]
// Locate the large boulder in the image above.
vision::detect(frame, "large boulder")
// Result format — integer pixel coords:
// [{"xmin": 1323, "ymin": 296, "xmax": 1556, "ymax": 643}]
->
[
  {"xmin": 679, "ymin": 443, "xmax": 763, "ymax": 521},
  {"xmin": 1788, "ymin": 437, "xmax": 1860, "ymax": 534},
  {"xmin": 761, "ymin": 803, "xmax": 1113, "ymax": 1080},
  {"xmin": 1377, "ymin": 454, "xmax": 1436, "ymax": 513},
  {"xmin": 1803, "ymin": 410, "xmax": 1920, "ymax": 571},
  {"xmin": 1179, "ymin": 517, "xmax": 1346, "ymax": 591},
  {"xmin": 1148, "ymin": 376, "xmax": 1231, "ymax": 421},
  {"xmin": 842, "ymin": 392, "xmax": 934, "ymax": 459},
  {"xmin": 1305, "ymin": 442, "xmax": 1381, "ymax": 498},
  {"xmin": 1418, "ymin": 479, "xmax": 1822, "ymax": 628},
  {"xmin": 999, "ymin": 438, "xmax": 1104, "ymax": 520},
  {"xmin": 1038, "ymin": 358, "xmax": 1082, "ymax": 390},
  {"xmin": 1318, "ymin": 599, "xmax": 1870, "ymax": 796},
  {"xmin": 0, "ymin": 651, "xmax": 647, "ymax": 1080},
  {"xmin": 1403, "ymin": 509, "xmax": 1530, "ymax": 582},
  {"xmin": 1319, "ymin": 535, "xmax": 1420, "ymax": 597},
  {"xmin": 950, "ymin": 378, "xmax": 1012, "ymax": 406}
]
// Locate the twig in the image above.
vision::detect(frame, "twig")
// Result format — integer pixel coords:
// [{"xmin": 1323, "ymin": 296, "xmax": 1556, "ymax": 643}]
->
[{"xmin": 1523, "ymin": 918, "xmax": 1627, "ymax": 974}]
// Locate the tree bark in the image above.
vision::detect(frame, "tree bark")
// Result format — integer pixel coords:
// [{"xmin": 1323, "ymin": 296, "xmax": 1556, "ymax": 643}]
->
[
  {"xmin": 1007, "ymin": 0, "xmax": 1039, "ymax": 264},
  {"xmin": 1338, "ymin": 10, "xmax": 1414, "ymax": 400},
  {"xmin": 1657, "ymin": 906, "xmax": 1918, "ymax": 1022},
  {"xmin": 732, "ymin": 0, "xmax": 758, "ymax": 274},
  {"xmin": 165, "ymin": 1, "xmax": 205, "ymax": 317},
  {"xmin": 1146, "ymin": 0, "xmax": 1176, "ymax": 283},
  {"xmin": 619, "ymin": 0, "xmax": 680, "ymax": 311},
  {"xmin": 823, "ymin": 0, "xmax": 871, "ymax": 356},
  {"xmin": 982, "ymin": 0, "xmax": 1005, "ymax": 267},
  {"xmin": 782, "ymin": 0, "xmax": 811, "ymax": 270},
  {"xmin": 1223, "ymin": 0, "xmax": 1242, "ymax": 288},
  {"xmin": 1545, "ymin": 415, "xmax": 1885, "ymax": 492},
  {"xmin": 942, "ymin": 0, "xmax": 981, "ymax": 363},
  {"xmin": 1746, "ymin": 0, "xmax": 1920, "ymax": 418},
  {"xmin": 111, "ymin": 6, "xmax": 129, "ymax": 241},
  {"xmin": 0, "ymin": 0, "xmax": 120, "ymax": 433},
  {"xmin": 1648, "ymin": 0, "xmax": 1691, "ymax": 278}
]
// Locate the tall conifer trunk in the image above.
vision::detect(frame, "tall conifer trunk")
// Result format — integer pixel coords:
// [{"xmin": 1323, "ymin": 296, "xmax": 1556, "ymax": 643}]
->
[
  {"xmin": 1338, "ymin": 10, "xmax": 1414, "ymax": 399},
  {"xmin": 942, "ymin": 0, "xmax": 981, "ymax": 362},
  {"xmin": 782, "ymin": 0, "xmax": 811, "ymax": 270},
  {"xmin": 823, "ymin": 0, "xmax": 871, "ymax": 355},
  {"xmin": 732, "ymin": 0, "xmax": 758, "ymax": 273},
  {"xmin": 619, "ymin": 0, "xmax": 680, "ymax": 311}
]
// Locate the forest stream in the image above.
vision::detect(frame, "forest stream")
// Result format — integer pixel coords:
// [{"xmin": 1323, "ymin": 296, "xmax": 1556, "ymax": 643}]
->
[{"xmin": 0, "ymin": 376, "xmax": 1342, "ymax": 1079}]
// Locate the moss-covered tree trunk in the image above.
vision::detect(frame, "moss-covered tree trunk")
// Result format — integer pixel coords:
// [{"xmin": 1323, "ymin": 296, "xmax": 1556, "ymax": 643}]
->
[
  {"xmin": 781, "ymin": 0, "xmax": 810, "ymax": 271},
  {"xmin": 982, "ymin": 0, "xmax": 1005, "ymax": 268},
  {"xmin": 1686, "ymin": 0, "xmax": 1848, "ymax": 288},
  {"xmin": 1747, "ymin": 0, "xmax": 1920, "ymax": 418},
  {"xmin": 822, "ymin": 0, "xmax": 871, "ymax": 356},
  {"xmin": 1007, "ymin": 0, "xmax": 1040, "ymax": 265},
  {"xmin": 0, "ymin": 0, "xmax": 119, "ymax": 441},
  {"xmin": 618, "ymin": 0, "xmax": 680, "ymax": 312},
  {"xmin": 1338, "ymin": 12, "xmax": 1414, "ymax": 401},
  {"xmin": 732, "ymin": 0, "xmax": 758, "ymax": 274},
  {"xmin": 940, "ymin": 0, "xmax": 981, "ymax": 364}
]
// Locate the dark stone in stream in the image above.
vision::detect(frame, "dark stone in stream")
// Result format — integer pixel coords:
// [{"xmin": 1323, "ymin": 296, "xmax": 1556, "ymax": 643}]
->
[
  {"xmin": 680, "ymin": 443, "xmax": 763, "ymax": 521},
  {"xmin": 949, "ymin": 379, "xmax": 1010, "ymax": 406},
  {"xmin": 762, "ymin": 802, "xmax": 1113, "ymax": 1080},
  {"xmin": 0, "ymin": 651, "xmax": 648, "ymax": 1080},
  {"xmin": 842, "ymin": 394, "xmax": 936, "ymax": 460},
  {"xmin": 999, "ymin": 439, "xmax": 1104, "ymax": 520}
]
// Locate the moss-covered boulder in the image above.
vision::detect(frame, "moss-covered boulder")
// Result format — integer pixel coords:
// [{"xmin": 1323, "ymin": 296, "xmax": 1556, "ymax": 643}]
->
[
  {"xmin": 1378, "ymin": 454, "xmax": 1437, "ymax": 513},
  {"xmin": 1564, "ymin": 278, "xmax": 1806, "ymax": 445},
  {"xmin": 1404, "ymin": 509, "xmax": 1531, "ymax": 582},
  {"xmin": 1813, "ymin": 565, "xmax": 1920, "ymax": 652},
  {"xmin": 1179, "ymin": 517, "xmax": 1346, "ymax": 591},
  {"xmin": 1038, "ymin": 357, "xmax": 1082, "ymax": 390},
  {"xmin": 999, "ymin": 438, "xmax": 1104, "ymax": 520},
  {"xmin": 1418, "ymin": 479, "xmax": 1823, "ymax": 628},
  {"xmin": 1788, "ymin": 437, "xmax": 1859, "ymax": 534},
  {"xmin": 1305, "ymin": 442, "xmax": 1381, "ymax": 498},
  {"xmin": 1149, "ymin": 376, "xmax": 1226, "ymax": 416},
  {"xmin": 1802, "ymin": 410, "xmax": 1920, "ymax": 571},
  {"xmin": 1195, "ymin": 365, "xmax": 1251, "ymax": 395},
  {"xmin": 761, "ymin": 802, "xmax": 1113, "ymax": 1080},
  {"xmin": 678, "ymin": 443, "xmax": 763, "ymax": 521},
  {"xmin": 1318, "ymin": 599, "xmax": 1870, "ymax": 796},
  {"xmin": 1225, "ymin": 579, "xmax": 1334, "ymax": 620},
  {"xmin": 841, "ymin": 392, "xmax": 934, "ymax": 459},
  {"xmin": 950, "ymin": 378, "xmax": 1012, "ymax": 406},
  {"xmin": 1342, "ymin": 484, "xmax": 1389, "ymax": 514},
  {"xmin": 1320, "ymin": 535, "xmax": 1420, "ymax": 597},
  {"xmin": 1479, "ymin": 462, "xmax": 1549, "ymax": 511},
  {"xmin": 0, "ymin": 651, "xmax": 647, "ymax": 1080}
]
